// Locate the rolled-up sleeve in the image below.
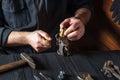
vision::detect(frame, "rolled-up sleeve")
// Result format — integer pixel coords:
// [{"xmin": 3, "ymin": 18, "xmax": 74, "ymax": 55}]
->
[
  {"xmin": 0, "ymin": 28, "xmax": 12, "ymax": 47},
  {"xmin": 0, "ymin": 2, "xmax": 12, "ymax": 48},
  {"xmin": 68, "ymin": 0, "xmax": 94, "ymax": 15}
]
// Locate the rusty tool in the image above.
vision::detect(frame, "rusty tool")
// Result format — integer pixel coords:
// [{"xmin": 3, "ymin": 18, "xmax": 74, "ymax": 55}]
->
[
  {"xmin": 55, "ymin": 28, "xmax": 71, "ymax": 56},
  {"xmin": 101, "ymin": 60, "xmax": 120, "ymax": 80},
  {"xmin": 0, "ymin": 52, "xmax": 36, "ymax": 73}
]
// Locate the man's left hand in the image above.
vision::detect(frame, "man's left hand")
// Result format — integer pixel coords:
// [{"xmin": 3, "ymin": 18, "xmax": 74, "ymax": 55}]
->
[{"xmin": 60, "ymin": 17, "xmax": 85, "ymax": 41}]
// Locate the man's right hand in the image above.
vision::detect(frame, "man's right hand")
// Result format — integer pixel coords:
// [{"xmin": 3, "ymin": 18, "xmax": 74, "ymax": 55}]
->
[
  {"xmin": 26, "ymin": 30, "xmax": 52, "ymax": 52},
  {"xmin": 6, "ymin": 30, "xmax": 52, "ymax": 52}
]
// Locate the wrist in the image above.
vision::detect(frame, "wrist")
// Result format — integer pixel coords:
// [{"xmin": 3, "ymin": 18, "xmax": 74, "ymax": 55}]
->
[
  {"xmin": 74, "ymin": 14, "xmax": 86, "ymax": 25},
  {"xmin": 74, "ymin": 8, "xmax": 91, "ymax": 25},
  {"xmin": 21, "ymin": 32, "xmax": 31, "ymax": 45},
  {"xmin": 6, "ymin": 31, "xmax": 30, "ymax": 46}
]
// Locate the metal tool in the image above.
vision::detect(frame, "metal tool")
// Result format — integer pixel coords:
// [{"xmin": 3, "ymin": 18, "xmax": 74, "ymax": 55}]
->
[
  {"xmin": 55, "ymin": 28, "xmax": 71, "ymax": 56},
  {"xmin": 77, "ymin": 72, "xmax": 94, "ymax": 80},
  {"xmin": 39, "ymin": 72, "xmax": 52, "ymax": 80},
  {"xmin": 0, "ymin": 52, "xmax": 36, "ymax": 73},
  {"xmin": 101, "ymin": 60, "xmax": 120, "ymax": 80}
]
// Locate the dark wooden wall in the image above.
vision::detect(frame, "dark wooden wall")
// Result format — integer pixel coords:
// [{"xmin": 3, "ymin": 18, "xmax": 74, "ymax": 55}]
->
[{"xmin": 72, "ymin": 0, "xmax": 120, "ymax": 52}]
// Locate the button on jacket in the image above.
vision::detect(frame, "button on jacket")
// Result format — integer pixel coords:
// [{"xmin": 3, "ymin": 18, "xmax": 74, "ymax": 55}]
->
[{"xmin": 0, "ymin": 0, "xmax": 93, "ymax": 54}]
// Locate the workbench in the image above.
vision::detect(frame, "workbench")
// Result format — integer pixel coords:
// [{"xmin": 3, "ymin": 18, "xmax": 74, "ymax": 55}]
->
[{"xmin": 0, "ymin": 51, "xmax": 120, "ymax": 80}]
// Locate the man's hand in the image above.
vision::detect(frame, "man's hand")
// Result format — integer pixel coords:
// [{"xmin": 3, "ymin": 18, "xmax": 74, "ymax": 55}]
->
[
  {"xmin": 6, "ymin": 30, "xmax": 52, "ymax": 52},
  {"xmin": 26, "ymin": 30, "xmax": 52, "ymax": 52},
  {"xmin": 60, "ymin": 17, "xmax": 85, "ymax": 41},
  {"xmin": 60, "ymin": 8, "xmax": 91, "ymax": 41}
]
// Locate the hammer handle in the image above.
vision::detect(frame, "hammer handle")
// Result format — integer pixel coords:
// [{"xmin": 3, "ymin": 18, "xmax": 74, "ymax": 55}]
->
[{"xmin": 0, "ymin": 60, "xmax": 27, "ymax": 73}]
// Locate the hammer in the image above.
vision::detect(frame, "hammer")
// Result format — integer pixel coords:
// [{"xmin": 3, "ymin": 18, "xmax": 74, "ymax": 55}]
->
[{"xmin": 0, "ymin": 53, "xmax": 36, "ymax": 73}]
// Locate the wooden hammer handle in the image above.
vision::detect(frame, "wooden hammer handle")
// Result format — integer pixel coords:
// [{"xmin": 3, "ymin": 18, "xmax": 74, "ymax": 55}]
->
[{"xmin": 0, "ymin": 60, "xmax": 27, "ymax": 73}]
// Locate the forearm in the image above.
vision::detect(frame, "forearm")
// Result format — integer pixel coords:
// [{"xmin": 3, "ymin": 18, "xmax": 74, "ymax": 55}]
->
[
  {"xmin": 74, "ymin": 8, "xmax": 91, "ymax": 25},
  {"xmin": 5, "ymin": 31, "xmax": 30, "ymax": 47}
]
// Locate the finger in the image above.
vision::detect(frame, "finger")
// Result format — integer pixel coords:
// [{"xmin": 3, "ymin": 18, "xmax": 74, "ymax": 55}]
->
[
  {"xmin": 36, "ymin": 33, "xmax": 51, "ymax": 48},
  {"xmin": 37, "ymin": 30, "xmax": 52, "ymax": 41},
  {"xmin": 41, "ymin": 38, "xmax": 51, "ymax": 47},
  {"xmin": 64, "ymin": 23, "xmax": 79, "ymax": 36},
  {"xmin": 68, "ymin": 31, "xmax": 84, "ymax": 41},
  {"xmin": 67, "ymin": 27, "xmax": 85, "ymax": 41},
  {"xmin": 60, "ymin": 18, "xmax": 70, "ymax": 29}
]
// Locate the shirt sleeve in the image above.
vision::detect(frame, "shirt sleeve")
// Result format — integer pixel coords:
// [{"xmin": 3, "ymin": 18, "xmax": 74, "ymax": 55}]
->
[
  {"xmin": 67, "ymin": 0, "xmax": 94, "ymax": 16},
  {"xmin": 0, "ymin": 2, "xmax": 12, "ymax": 48}
]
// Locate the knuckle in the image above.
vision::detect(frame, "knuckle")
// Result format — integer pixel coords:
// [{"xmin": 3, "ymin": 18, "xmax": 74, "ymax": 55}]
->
[
  {"xmin": 44, "ymin": 33, "xmax": 48, "ymax": 37},
  {"xmin": 60, "ymin": 23, "xmax": 63, "ymax": 27},
  {"xmin": 36, "ymin": 47, "xmax": 42, "ymax": 52},
  {"xmin": 64, "ymin": 18, "xmax": 68, "ymax": 21},
  {"xmin": 35, "ymin": 38, "xmax": 40, "ymax": 43},
  {"xmin": 74, "ymin": 32, "xmax": 81, "ymax": 40}
]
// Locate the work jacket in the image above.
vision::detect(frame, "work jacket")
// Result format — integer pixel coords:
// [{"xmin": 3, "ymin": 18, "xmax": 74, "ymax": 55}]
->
[{"xmin": 0, "ymin": 0, "xmax": 93, "ymax": 54}]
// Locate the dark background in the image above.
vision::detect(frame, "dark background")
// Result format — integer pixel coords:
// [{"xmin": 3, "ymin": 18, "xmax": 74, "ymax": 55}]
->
[{"xmin": 72, "ymin": 0, "xmax": 120, "ymax": 52}]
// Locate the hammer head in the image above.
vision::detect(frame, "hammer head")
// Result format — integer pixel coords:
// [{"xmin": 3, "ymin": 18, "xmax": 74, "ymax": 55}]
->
[{"xmin": 20, "ymin": 53, "xmax": 36, "ymax": 69}]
